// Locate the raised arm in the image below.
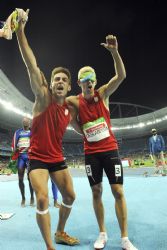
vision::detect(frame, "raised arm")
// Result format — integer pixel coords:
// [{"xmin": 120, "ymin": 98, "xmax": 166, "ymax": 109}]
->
[
  {"xmin": 98, "ymin": 34, "xmax": 126, "ymax": 101},
  {"xmin": 15, "ymin": 9, "xmax": 47, "ymax": 97}
]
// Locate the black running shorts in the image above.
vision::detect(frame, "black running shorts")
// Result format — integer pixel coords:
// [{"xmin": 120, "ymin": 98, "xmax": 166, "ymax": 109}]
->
[
  {"xmin": 28, "ymin": 159, "xmax": 67, "ymax": 173},
  {"xmin": 85, "ymin": 150, "xmax": 123, "ymax": 186}
]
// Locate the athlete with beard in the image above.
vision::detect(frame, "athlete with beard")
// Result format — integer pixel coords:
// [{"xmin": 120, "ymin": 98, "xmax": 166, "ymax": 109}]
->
[{"xmin": 15, "ymin": 9, "xmax": 80, "ymax": 250}]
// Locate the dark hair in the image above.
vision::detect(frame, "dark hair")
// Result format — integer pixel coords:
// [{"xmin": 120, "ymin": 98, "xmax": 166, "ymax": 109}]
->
[
  {"xmin": 151, "ymin": 128, "xmax": 157, "ymax": 132},
  {"xmin": 51, "ymin": 67, "xmax": 71, "ymax": 84}
]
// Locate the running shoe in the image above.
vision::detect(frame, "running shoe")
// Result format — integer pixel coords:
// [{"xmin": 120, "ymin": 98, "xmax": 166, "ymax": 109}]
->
[
  {"xmin": 121, "ymin": 239, "xmax": 138, "ymax": 250},
  {"xmin": 94, "ymin": 232, "xmax": 108, "ymax": 249},
  {"xmin": 55, "ymin": 232, "xmax": 80, "ymax": 245}
]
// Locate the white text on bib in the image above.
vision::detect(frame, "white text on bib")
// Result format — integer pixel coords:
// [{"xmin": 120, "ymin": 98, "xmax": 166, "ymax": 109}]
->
[{"xmin": 83, "ymin": 117, "xmax": 110, "ymax": 142}]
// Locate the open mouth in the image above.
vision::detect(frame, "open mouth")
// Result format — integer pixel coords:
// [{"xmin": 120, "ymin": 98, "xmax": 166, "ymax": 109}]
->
[
  {"xmin": 88, "ymin": 85, "xmax": 92, "ymax": 89},
  {"xmin": 57, "ymin": 86, "xmax": 64, "ymax": 91}
]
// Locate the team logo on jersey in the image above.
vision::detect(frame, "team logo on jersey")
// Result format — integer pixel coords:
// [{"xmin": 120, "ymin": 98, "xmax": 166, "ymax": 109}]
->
[
  {"xmin": 94, "ymin": 96, "xmax": 98, "ymax": 102},
  {"xmin": 65, "ymin": 109, "xmax": 69, "ymax": 116}
]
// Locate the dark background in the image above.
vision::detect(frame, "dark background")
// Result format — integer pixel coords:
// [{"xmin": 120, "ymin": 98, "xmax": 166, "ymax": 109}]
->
[{"xmin": 0, "ymin": 0, "xmax": 166, "ymax": 109}]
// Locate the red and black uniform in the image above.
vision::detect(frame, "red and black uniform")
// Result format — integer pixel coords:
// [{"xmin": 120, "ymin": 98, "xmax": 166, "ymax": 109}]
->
[
  {"xmin": 28, "ymin": 100, "xmax": 70, "ymax": 173},
  {"xmin": 78, "ymin": 91, "xmax": 123, "ymax": 186}
]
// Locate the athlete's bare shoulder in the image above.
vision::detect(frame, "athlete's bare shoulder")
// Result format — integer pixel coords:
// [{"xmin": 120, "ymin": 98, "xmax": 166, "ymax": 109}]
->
[{"xmin": 66, "ymin": 95, "xmax": 79, "ymax": 108}]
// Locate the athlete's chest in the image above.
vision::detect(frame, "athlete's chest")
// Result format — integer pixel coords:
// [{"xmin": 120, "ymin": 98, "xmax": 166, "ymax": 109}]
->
[{"xmin": 79, "ymin": 96, "xmax": 104, "ymax": 122}]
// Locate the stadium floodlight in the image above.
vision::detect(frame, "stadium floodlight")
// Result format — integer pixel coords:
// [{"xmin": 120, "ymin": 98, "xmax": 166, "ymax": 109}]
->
[
  {"xmin": 156, "ymin": 118, "xmax": 162, "ymax": 123},
  {"xmin": 111, "ymin": 115, "xmax": 167, "ymax": 131},
  {"xmin": 139, "ymin": 122, "xmax": 145, "ymax": 128},
  {"xmin": 146, "ymin": 121, "xmax": 153, "ymax": 125},
  {"xmin": 5, "ymin": 102, "xmax": 13, "ymax": 110},
  {"xmin": 0, "ymin": 97, "xmax": 32, "ymax": 119},
  {"xmin": 67, "ymin": 114, "xmax": 167, "ymax": 131},
  {"xmin": 1, "ymin": 96, "xmax": 167, "ymax": 132}
]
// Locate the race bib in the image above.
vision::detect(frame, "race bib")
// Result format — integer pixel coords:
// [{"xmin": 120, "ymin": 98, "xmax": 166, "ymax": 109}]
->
[
  {"xmin": 85, "ymin": 165, "xmax": 92, "ymax": 176},
  {"xmin": 18, "ymin": 138, "xmax": 30, "ymax": 148},
  {"xmin": 115, "ymin": 165, "xmax": 121, "ymax": 177},
  {"xmin": 83, "ymin": 117, "xmax": 110, "ymax": 142}
]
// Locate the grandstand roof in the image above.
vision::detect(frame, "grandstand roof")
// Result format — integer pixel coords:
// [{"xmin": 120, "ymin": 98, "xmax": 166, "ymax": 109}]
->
[
  {"xmin": 0, "ymin": 69, "xmax": 33, "ymax": 130},
  {"xmin": 0, "ymin": 69, "xmax": 167, "ymax": 139}
]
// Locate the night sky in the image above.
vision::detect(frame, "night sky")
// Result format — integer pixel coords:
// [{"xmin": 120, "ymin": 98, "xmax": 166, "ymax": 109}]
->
[{"xmin": 0, "ymin": 0, "xmax": 166, "ymax": 110}]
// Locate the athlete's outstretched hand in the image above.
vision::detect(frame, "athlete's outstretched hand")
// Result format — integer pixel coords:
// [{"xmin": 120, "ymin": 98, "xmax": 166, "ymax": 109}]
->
[{"xmin": 101, "ymin": 34, "xmax": 118, "ymax": 52}]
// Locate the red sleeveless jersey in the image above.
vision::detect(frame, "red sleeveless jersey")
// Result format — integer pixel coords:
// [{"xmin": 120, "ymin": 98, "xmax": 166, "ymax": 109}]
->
[
  {"xmin": 28, "ymin": 101, "xmax": 70, "ymax": 162},
  {"xmin": 78, "ymin": 91, "xmax": 118, "ymax": 154}
]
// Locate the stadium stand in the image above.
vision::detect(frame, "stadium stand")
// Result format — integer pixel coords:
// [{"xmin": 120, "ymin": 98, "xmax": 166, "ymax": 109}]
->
[{"xmin": 1, "ymin": 68, "xmax": 167, "ymax": 161}]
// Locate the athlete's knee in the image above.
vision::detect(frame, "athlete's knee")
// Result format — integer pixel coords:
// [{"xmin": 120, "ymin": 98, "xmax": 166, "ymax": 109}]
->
[
  {"xmin": 18, "ymin": 178, "xmax": 24, "ymax": 186},
  {"xmin": 66, "ymin": 191, "xmax": 76, "ymax": 204},
  {"xmin": 62, "ymin": 190, "xmax": 76, "ymax": 205},
  {"xmin": 36, "ymin": 193, "xmax": 49, "ymax": 210},
  {"xmin": 92, "ymin": 184, "xmax": 102, "ymax": 200},
  {"xmin": 112, "ymin": 185, "xmax": 124, "ymax": 200}
]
